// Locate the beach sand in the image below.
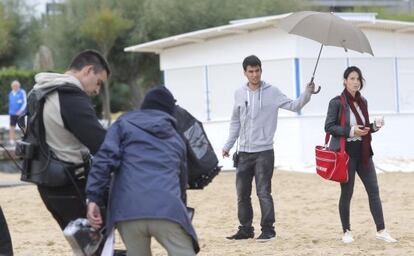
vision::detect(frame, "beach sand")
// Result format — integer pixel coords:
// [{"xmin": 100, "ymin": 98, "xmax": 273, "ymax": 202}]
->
[{"xmin": 0, "ymin": 170, "xmax": 413, "ymax": 256}]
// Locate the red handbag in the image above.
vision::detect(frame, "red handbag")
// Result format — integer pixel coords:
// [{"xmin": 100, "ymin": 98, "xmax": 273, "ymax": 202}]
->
[{"xmin": 315, "ymin": 96, "xmax": 349, "ymax": 183}]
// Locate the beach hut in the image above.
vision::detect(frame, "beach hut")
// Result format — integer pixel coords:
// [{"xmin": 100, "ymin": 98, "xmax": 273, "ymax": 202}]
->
[{"xmin": 125, "ymin": 13, "xmax": 414, "ymax": 170}]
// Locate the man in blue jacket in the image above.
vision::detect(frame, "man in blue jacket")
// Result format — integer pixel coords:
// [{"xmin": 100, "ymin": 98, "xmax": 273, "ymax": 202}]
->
[
  {"xmin": 86, "ymin": 86, "xmax": 199, "ymax": 255},
  {"xmin": 8, "ymin": 80, "xmax": 26, "ymax": 145}
]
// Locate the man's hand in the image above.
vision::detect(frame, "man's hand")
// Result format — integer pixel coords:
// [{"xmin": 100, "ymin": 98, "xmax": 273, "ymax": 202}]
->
[
  {"xmin": 307, "ymin": 81, "xmax": 316, "ymax": 93},
  {"xmin": 222, "ymin": 149, "xmax": 230, "ymax": 158},
  {"xmin": 87, "ymin": 201, "xmax": 103, "ymax": 229}
]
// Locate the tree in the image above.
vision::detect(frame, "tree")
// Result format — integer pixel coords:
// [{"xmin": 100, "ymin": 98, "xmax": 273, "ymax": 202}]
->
[
  {"xmin": 80, "ymin": 6, "xmax": 132, "ymax": 124},
  {"xmin": 36, "ymin": 0, "xmax": 309, "ymax": 113}
]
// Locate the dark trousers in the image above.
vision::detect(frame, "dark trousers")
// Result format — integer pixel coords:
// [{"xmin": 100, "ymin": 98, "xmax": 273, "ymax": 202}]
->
[
  {"xmin": 0, "ymin": 206, "xmax": 13, "ymax": 256},
  {"xmin": 38, "ymin": 180, "xmax": 107, "ymax": 255},
  {"xmin": 37, "ymin": 180, "xmax": 86, "ymax": 230},
  {"xmin": 339, "ymin": 157, "xmax": 385, "ymax": 233},
  {"xmin": 236, "ymin": 149, "xmax": 275, "ymax": 232}
]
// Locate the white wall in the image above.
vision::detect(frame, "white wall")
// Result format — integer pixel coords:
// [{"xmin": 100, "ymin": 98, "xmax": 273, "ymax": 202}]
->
[
  {"xmin": 160, "ymin": 25, "xmax": 414, "ymax": 170},
  {"xmin": 205, "ymin": 114, "xmax": 414, "ymax": 171},
  {"xmin": 160, "ymin": 28, "xmax": 296, "ymax": 70}
]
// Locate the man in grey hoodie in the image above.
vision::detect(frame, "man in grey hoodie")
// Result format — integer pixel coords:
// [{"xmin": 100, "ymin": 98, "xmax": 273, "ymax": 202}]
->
[
  {"xmin": 34, "ymin": 50, "xmax": 109, "ymax": 236},
  {"xmin": 223, "ymin": 55, "xmax": 315, "ymax": 241}
]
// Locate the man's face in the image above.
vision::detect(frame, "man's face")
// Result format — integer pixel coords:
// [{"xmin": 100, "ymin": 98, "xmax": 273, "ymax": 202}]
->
[
  {"xmin": 244, "ymin": 65, "xmax": 262, "ymax": 86},
  {"xmin": 78, "ymin": 65, "xmax": 108, "ymax": 96},
  {"xmin": 11, "ymin": 82, "xmax": 20, "ymax": 91}
]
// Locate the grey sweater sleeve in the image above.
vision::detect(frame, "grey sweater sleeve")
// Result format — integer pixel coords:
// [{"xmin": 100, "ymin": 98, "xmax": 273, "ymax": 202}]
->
[
  {"xmin": 278, "ymin": 85, "xmax": 312, "ymax": 112},
  {"xmin": 223, "ymin": 95, "xmax": 241, "ymax": 152}
]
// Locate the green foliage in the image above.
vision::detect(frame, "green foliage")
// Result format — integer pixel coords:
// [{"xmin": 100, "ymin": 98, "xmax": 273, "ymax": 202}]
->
[
  {"xmin": 10, "ymin": 0, "xmax": 398, "ymax": 114},
  {"xmin": 80, "ymin": 7, "xmax": 133, "ymax": 57},
  {"xmin": 0, "ymin": 67, "xmax": 37, "ymax": 114},
  {"xmin": 353, "ymin": 6, "xmax": 414, "ymax": 21}
]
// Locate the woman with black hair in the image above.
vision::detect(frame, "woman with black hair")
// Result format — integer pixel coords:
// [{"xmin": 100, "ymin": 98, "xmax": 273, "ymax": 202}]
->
[{"xmin": 325, "ymin": 66, "xmax": 397, "ymax": 244}]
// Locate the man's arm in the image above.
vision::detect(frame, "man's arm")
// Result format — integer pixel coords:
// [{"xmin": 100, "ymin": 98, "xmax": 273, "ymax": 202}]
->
[
  {"xmin": 86, "ymin": 120, "xmax": 123, "ymax": 229},
  {"xmin": 17, "ymin": 90, "xmax": 27, "ymax": 115},
  {"xmin": 278, "ymin": 83, "xmax": 314, "ymax": 112},
  {"xmin": 59, "ymin": 90, "xmax": 106, "ymax": 154},
  {"xmin": 222, "ymin": 95, "xmax": 241, "ymax": 157}
]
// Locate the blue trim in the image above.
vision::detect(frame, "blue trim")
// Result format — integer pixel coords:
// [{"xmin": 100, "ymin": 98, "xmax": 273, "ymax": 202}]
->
[
  {"xmin": 205, "ymin": 65, "xmax": 211, "ymax": 121},
  {"xmin": 395, "ymin": 58, "xmax": 400, "ymax": 113},
  {"xmin": 294, "ymin": 58, "xmax": 301, "ymax": 116}
]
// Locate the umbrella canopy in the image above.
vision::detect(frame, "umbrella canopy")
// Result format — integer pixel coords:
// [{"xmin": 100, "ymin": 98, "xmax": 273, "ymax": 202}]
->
[
  {"xmin": 279, "ymin": 11, "xmax": 373, "ymax": 55},
  {"xmin": 279, "ymin": 11, "xmax": 374, "ymax": 94}
]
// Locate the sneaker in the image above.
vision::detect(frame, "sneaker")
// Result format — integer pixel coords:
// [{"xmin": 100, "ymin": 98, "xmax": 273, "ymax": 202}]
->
[
  {"xmin": 376, "ymin": 229, "xmax": 397, "ymax": 243},
  {"xmin": 256, "ymin": 231, "xmax": 276, "ymax": 242},
  {"xmin": 225, "ymin": 229, "xmax": 254, "ymax": 240},
  {"xmin": 342, "ymin": 230, "xmax": 354, "ymax": 244}
]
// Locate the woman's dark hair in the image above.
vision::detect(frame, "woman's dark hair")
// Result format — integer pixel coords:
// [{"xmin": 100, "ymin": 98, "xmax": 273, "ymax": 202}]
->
[
  {"xmin": 343, "ymin": 66, "xmax": 364, "ymax": 89},
  {"xmin": 242, "ymin": 55, "xmax": 261, "ymax": 71}
]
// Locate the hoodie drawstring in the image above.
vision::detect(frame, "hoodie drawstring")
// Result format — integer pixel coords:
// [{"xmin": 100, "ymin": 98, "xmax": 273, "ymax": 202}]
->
[{"xmin": 259, "ymin": 85, "xmax": 262, "ymax": 109}]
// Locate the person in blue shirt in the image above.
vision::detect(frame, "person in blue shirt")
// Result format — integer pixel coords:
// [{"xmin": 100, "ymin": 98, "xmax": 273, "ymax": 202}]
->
[{"xmin": 8, "ymin": 80, "xmax": 27, "ymax": 145}]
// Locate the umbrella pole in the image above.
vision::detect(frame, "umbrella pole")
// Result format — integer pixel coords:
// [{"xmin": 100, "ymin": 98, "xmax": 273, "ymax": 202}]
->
[{"xmin": 310, "ymin": 44, "xmax": 323, "ymax": 94}]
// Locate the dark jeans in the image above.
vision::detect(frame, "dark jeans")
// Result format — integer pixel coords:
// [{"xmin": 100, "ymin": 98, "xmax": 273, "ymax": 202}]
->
[
  {"xmin": 339, "ymin": 157, "xmax": 385, "ymax": 232},
  {"xmin": 38, "ymin": 180, "xmax": 107, "ymax": 255},
  {"xmin": 236, "ymin": 149, "xmax": 275, "ymax": 232},
  {"xmin": 0, "ymin": 206, "xmax": 13, "ymax": 256},
  {"xmin": 38, "ymin": 180, "xmax": 86, "ymax": 230}
]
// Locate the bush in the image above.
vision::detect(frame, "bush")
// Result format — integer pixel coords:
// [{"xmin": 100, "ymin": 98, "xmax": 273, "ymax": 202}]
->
[{"xmin": 0, "ymin": 67, "xmax": 37, "ymax": 114}]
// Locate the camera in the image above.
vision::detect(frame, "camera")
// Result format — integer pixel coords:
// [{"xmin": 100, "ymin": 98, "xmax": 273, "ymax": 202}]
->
[
  {"xmin": 63, "ymin": 218, "xmax": 102, "ymax": 256},
  {"xmin": 15, "ymin": 140, "xmax": 36, "ymax": 159}
]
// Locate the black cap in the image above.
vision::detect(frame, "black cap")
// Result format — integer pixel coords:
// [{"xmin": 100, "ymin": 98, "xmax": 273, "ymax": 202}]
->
[{"xmin": 141, "ymin": 86, "xmax": 176, "ymax": 115}]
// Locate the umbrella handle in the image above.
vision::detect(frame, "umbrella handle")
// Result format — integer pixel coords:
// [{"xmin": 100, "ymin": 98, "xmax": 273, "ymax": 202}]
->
[
  {"xmin": 310, "ymin": 77, "xmax": 321, "ymax": 94},
  {"xmin": 313, "ymin": 86, "xmax": 321, "ymax": 94}
]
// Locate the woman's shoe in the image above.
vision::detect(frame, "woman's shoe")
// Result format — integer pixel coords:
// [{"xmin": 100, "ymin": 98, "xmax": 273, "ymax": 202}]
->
[
  {"xmin": 342, "ymin": 230, "xmax": 354, "ymax": 243},
  {"xmin": 376, "ymin": 229, "xmax": 397, "ymax": 243}
]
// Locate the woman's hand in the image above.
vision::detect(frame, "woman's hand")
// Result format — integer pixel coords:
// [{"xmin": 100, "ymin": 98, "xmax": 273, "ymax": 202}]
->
[{"xmin": 354, "ymin": 125, "xmax": 370, "ymax": 137}]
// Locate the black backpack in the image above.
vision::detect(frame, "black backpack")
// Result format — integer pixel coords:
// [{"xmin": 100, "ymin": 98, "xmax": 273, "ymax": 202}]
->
[
  {"xmin": 173, "ymin": 105, "xmax": 221, "ymax": 189},
  {"xmin": 16, "ymin": 85, "xmax": 87, "ymax": 187}
]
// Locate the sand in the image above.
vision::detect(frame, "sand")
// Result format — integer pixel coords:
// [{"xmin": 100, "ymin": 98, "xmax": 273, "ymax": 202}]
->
[{"xmin": 0, "ymin": 170, "xmax": 413, "ymax": 256}]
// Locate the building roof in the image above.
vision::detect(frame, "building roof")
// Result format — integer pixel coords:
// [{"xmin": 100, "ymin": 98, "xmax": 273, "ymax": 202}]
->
[{"xmin": 124, "ymin": 12, "xmax": 414, "ymax": 54}]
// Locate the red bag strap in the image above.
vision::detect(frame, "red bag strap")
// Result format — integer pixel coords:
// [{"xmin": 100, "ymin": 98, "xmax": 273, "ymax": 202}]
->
[{"xmin": 325, "ymin": 95, "xmax": 346, "ymax": 153}]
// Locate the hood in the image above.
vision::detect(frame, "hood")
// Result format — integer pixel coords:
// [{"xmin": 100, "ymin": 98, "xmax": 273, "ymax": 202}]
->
[
  {"xmin": 122, "ymin": 109, "xmax": 177, "ymax": 139},
  {"xmin": 242, "ymin": 81, "xmax": 271, "ymax": 109},
  {"xmin": 33, "ymin": 72, "xmax": 84, "ymax": 91}
]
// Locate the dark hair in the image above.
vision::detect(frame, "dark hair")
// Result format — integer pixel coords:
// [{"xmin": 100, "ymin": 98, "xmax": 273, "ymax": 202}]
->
[
  {"xmin": 242, "ymin": 55, "xmax": 261, "ymax": 71},
  {"xmin": 343, "ymin": 66, "xmax": 364, "ymax": 89},
  {"xmin": 68, "ymin": 49, "xmax": 111, "ymax": 76}
]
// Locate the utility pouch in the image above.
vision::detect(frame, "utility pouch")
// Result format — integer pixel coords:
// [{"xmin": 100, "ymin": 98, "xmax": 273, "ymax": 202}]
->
[{"xmin": 232, "ymin": 151, "xmax": 239, "ymax": 168}]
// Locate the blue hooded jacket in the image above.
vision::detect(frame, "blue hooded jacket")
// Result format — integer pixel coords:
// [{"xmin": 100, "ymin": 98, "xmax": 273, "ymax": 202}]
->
[{"xmin": 86, "ymin": 109, "xmax": 198, "ymax": 251}]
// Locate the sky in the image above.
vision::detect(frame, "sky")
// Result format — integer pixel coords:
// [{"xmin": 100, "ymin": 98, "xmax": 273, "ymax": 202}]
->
[{"xmin": 27, "ymin": 0, "xmax": 63, "ymax": 17}]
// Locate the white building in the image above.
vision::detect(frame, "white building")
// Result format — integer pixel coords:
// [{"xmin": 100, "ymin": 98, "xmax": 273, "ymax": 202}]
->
[{"xmin": 125, "ymin": 13, "xmax": 414, "ymax": 171}]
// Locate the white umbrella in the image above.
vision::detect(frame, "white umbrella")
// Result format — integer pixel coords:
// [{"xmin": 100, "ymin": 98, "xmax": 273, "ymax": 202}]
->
[{"xmin": 279, "ymin": 11, "xmax": 374, "ymax": 94}]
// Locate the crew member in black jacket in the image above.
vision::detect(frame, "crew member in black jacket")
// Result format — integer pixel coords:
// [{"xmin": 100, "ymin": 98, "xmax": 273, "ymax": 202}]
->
[
  {"xmin": 0, "ymin": 206, "xmax": 13, "ymax": 255},
  {"xmin": 33, "ymin": 50, "xmax": 109, "ymax": 236}
]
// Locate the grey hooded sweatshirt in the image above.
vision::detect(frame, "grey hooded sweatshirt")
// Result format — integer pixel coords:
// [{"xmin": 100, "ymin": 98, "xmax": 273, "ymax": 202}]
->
[{"xmin": 223, "ymin": 81, "xmax": 312, "ymax": 153}]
